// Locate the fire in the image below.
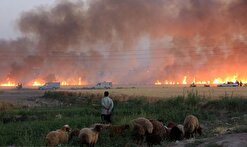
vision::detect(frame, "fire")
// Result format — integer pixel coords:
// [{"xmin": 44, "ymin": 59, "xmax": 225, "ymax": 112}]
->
[
  {"xmin": 0, "ymin": 81, "xmax": 16, "ymax": 87},
  {"xmin": 0, "ymin": 77, "xmax": 88, "ymax": 87},
  {"xmin": 0, "ymin": 78, "xmax": 16, "ymax": 87},
  {"xmin": 182, "ymin": 76, "xmax": 187, "ymax": 84},
  {"xmin": 155, "ymin": 74, "xmax": 247, "ymax": 85},
  {"xmin": 213, "ymin": 75, "xmax": 240, "ymax": 84},
  {"xmin": 155, "ymin": 80, "xmax": 162, "ymax": 85},
  {"xmin": 60, "ymin": 77, "xmax": 87, "ymax": 86},
  {"xmin": 32, "ymin": 80, "xmax": 44, "ymax": 86}
]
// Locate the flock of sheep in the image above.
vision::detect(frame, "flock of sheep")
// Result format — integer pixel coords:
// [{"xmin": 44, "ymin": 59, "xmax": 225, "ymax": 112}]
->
[{"xmin": 45, "ymin": 114, "xmax": 202, "ymax": 147}]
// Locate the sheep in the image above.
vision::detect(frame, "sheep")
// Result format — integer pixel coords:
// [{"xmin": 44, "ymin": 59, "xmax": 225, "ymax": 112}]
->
[
  {"xmin": 69, "ymin": 128, "xmax": 80, "ymax": 141},
  {"xmin": 146, "ymin": 119, "xmax": 168, "ymax": 147},
  {"xmin": 131, "ymin": 117, "xmax": 153, "ymax": 134},
  {"xmin": 131, "ymin": 122, "xmax": 146, "ymax": 145},
  {"xmin": 183, "ymin": 115, "xmax": 202, "ymax": 139},
  {"xmin": 107, "ymin": 124, "xmax": 130, "ymax": 137},
  {"xmin": 130, "ymin": 117, "xmax": 154, "ymax": 146},
  {"xmin": 169, "ymin": 124, "xmax": 184, "ymax": 141},
  {"xmin": 177, "ymin": 124, "xmax": 185, "ymax": 137},
  {"xmin": 79, "ymin": 124, "xmax": 103, "ymax": 147},
  {"xmin": 45, "ymin": 124, "xmax": 71, "ymax": 147},
  {"xmin": 163, "ymin": 121, "xmax": 177, "ymax": 136},
  {"xmin": 167, "ymin": 121, "xmax": 176, "ymax": 129}
]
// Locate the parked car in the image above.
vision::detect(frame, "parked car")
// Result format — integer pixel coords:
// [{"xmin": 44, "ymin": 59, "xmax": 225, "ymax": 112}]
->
[
  {"xmin": 94, "ymin": 81, "xmax": 112, "ymax": 89},
  {"xmin": 39, "ymin": 82, "xmax": 60, "ymax": 90}
]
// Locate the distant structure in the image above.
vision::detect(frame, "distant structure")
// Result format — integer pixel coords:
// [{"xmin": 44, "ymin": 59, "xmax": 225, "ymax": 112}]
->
[{"xmin": 94, "ymin": 81, "xmax": 112, "ymax": 89}]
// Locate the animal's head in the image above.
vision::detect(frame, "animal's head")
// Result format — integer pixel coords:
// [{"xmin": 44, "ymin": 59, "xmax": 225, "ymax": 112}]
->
[
  {"xmin": 69, "ymin": 128, "xmax": 80, "ymax": 140},
  {"xmin": 197, "ymin": 125, "xmax": 202, "ymax": 135},
  {"xmin": 167, "ymin": 122, "xmax": 176, "ymax": 128},
  {"xmin": 123, "ymin": 124, "xmax": 130, "ymax": 130},
  {"xmin": 94, "ymin": 124, "xmax": 104, "ymax": 132},
  {"xmin": 157, "ymin": 119, "xmax": 164, "ymax": 124},
  {"xmin": 169, "ymin": 126, "xmax": 184, "ymax": 141},
  {"xmin": 62, "ymin": 124, "xmax": 72, "ymax": 132}
]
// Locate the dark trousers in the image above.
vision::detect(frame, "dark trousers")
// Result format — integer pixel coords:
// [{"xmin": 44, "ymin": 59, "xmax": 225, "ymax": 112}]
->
[{"xmin": 101, "ymin": 114, "xmax": 112, "ymax": 124}]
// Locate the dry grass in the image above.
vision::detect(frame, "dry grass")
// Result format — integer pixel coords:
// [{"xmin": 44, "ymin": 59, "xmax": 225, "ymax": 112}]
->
[
  {"xmin": 1, "ymin": 86, "xmax": 247, "ymax": 105},
  {"xmin": 0, "ymin": 101, "xmax": 16, "ymax": 111},
  {"xmin": 66, "ymin": 85, "xmax": 247, "ymax": 100}
]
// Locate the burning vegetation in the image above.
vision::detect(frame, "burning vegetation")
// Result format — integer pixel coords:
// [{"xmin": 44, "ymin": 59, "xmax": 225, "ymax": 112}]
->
[{"xmin": 1, "ymin": 0, "xmax": 247, "ymax": 86}]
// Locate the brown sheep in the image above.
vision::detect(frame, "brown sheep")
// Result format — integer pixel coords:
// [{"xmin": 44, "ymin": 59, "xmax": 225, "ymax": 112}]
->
[
  {"xmin": 79, "ymin": 124, "xmax": 103, "ymax": 147},
  {"xmin": 146, "ymin": 119, "xmax": 168, "ymax": 147},
  {"xmin": 69, "ymin": 128, "xmax": 80, "ymax": 141},
  {"xmin": 183, "ymin": 115, "xmax": 202, "ymax": 139},
  {"xmin": 130, "ymin": 117, "xmax": 154, "ymax": 146},
  {"xmin": 131, "ymin": 123, "xmax": 146, "ymax": 146},
  {"xmin": 169, "ymin": 124, "xmax": 184, "ymax": 141},
  {"xmin": 131, "ymin": 117, "xmax": 153, "ymax": 134},
  {"xmin": 167, "ymin": 121, "xmax": 177, "ymax": 129},
  {"xmin": 107, "ymin": 124, "xmax": 130, "ymax": 137},
  {"xmin": 45, "ymin": 124, "xmax": 71, "ymax": 147}
]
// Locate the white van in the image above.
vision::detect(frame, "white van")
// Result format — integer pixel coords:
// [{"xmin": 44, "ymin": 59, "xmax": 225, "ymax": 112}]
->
[
  {"xmin": 39, "ymin": 82, "xmax": 60, "ymax": 90},
  {"xmin": 94, "ymin": 82, "xmax": 112, "ymax": 89}
]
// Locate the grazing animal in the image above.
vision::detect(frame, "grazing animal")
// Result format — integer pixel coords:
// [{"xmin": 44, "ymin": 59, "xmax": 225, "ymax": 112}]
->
[
  {"xmin": 130, "ymin": 117, "xmax": 154, "ymax": 146},
  {"xmin": 69, "ymin": 128, "xmax": 80, "ymax": 141},
  {"xmin": 46, "ymin": 124, "xmax": 71, "ymax": 147},
  {"xmin": 183, "ymin": 115, "xmax": 202, "ymax": 139},
  {"xmin": 146, "ymin": 119, "xmax": 168, "ymax": 147},
  {"xmin": 167, "ymin": 121, "xmax": 176, "ymax": 129},
  {"xmin": 169, "ymin": 124, "xmax": 184, "ymax": 141},
  {"xmin": 79, "ymin": 124, "xmax": 103, "ymax": 147},
  {"xmin": 132, "ymin": 123, "xmax": 146, "ymax": 146},
  {"xmin": 131, "ymin": 117, "xmax": 153, "ymax": 134},
  {"xmin": 107, "ymin": 124, "xmax": 130, "ymax": 137}
]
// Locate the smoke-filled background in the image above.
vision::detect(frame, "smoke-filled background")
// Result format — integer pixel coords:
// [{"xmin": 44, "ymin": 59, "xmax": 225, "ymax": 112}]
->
[{"xmin": 0, "ymin": 0, "xmax": 247, "ymax": 85}]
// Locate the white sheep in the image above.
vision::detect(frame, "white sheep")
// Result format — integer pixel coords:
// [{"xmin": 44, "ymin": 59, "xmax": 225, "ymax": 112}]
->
[{"xmin": 45, "ymin": 124, "xmax": 71, "ymax": 147}]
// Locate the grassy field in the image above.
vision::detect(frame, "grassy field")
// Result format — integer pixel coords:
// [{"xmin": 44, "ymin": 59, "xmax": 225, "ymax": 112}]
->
[
  {"xmin": 67, "ymin": 86, "xmax": 247, "ymax": 100},
  {"xmin": 0, "ymin": 90, "xmax": 247, "ymax": 146},
  {"xmin": 1, "ymin": 86, "xmax": 247, "ymax": 104}
]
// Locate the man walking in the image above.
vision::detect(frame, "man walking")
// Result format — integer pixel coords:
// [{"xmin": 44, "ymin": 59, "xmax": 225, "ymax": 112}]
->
[{"xmin": 101, "ymin": 91, "xmax": 114, "ymax": 124}]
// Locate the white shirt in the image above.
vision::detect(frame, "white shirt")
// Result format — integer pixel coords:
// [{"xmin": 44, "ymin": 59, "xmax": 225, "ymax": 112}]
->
[{"xmin": 101, "ymin": 96, "xmax": 114, "ymax": 115}]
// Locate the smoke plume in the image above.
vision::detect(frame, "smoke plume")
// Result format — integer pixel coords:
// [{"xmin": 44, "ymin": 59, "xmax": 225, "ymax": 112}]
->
[{"xmin": 1, "ymin": 0, "xmax": 247, "ymax": 85}]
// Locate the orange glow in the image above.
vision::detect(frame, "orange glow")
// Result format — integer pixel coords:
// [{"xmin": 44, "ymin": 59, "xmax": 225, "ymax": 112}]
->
[
  {"xmin": 59, "ymin": 77, "xmax": 88, "ymax": 86},
  {"xmin": 154, "ymin": 74, "xmax": 247, "ymax": 85},
  {"xmin": 32, "ymin": 80, "xmax": 44, "ymax": 86},
  {"xmin": 0, "ymin": 78, "xmax": 16, "ymax": 87},
  {"xmin": 0, "ymin": 81, "xmax": 16, "ymax": 87},
  {"xmin": 212, "ymin": 75, "xmax": 241, "ymax": 84},
  {"xmin": 0, "ymin": 77, "xmax": 88, "ymax": 87},
  {"xmin": 155, "ymin": 80, "xmax": 162, "ymax": 85},
  {"xmin": 182, "ymin": 76, "xmax": 187, "ymax": 84},
  {"xmin": 61, "ymin": 81, "xmax": 68, "ymax": 86}
]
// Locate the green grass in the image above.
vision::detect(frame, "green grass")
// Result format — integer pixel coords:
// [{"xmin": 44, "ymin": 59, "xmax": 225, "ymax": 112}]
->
[{"xmin": 0, "ymin": 91, "xmax": 246, "ymax": 146}]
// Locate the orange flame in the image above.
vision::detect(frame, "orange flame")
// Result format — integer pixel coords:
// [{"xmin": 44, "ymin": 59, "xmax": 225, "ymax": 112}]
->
[
  {"xmin": 32, "ymin": 80, "xmax": 44, "ymax": 86},
  {"xmin": 155, "ymin": 74, "xmax": 247, "ymax": 85},
  {"xmin": 0, "ymin": 78, "xmax": 16, "ymax": 87},
  {"xmin": 0, "ymin": 81, "xmax": 16, "ymax": 87}
]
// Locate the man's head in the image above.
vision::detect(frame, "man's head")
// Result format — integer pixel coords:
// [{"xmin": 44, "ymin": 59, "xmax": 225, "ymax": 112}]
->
[{"xmin": 104, "ymin": 91, "xmax": 109, "ymax": 97}]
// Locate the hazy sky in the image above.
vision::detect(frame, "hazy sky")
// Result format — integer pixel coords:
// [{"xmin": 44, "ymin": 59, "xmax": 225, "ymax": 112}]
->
[{"xmin": 0, "ymin": 0, "xmax": 55, "ymax": 39}]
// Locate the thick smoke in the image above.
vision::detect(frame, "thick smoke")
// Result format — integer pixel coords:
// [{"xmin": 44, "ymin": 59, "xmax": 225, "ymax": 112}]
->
[{"xmin": 1, "ymin": 0, "xmax": 247, "ymax": 85}]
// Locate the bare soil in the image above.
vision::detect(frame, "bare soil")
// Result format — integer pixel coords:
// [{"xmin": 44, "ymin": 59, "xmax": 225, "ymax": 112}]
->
[{"xmin": 168, "ymin": 133, "xmax": 247, "ymax": 147}]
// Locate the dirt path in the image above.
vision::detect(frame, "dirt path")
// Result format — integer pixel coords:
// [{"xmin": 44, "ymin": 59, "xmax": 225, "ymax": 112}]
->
[{"xmin": 168, "ymin": 133, "xmax": 247, "ymax": 147}]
